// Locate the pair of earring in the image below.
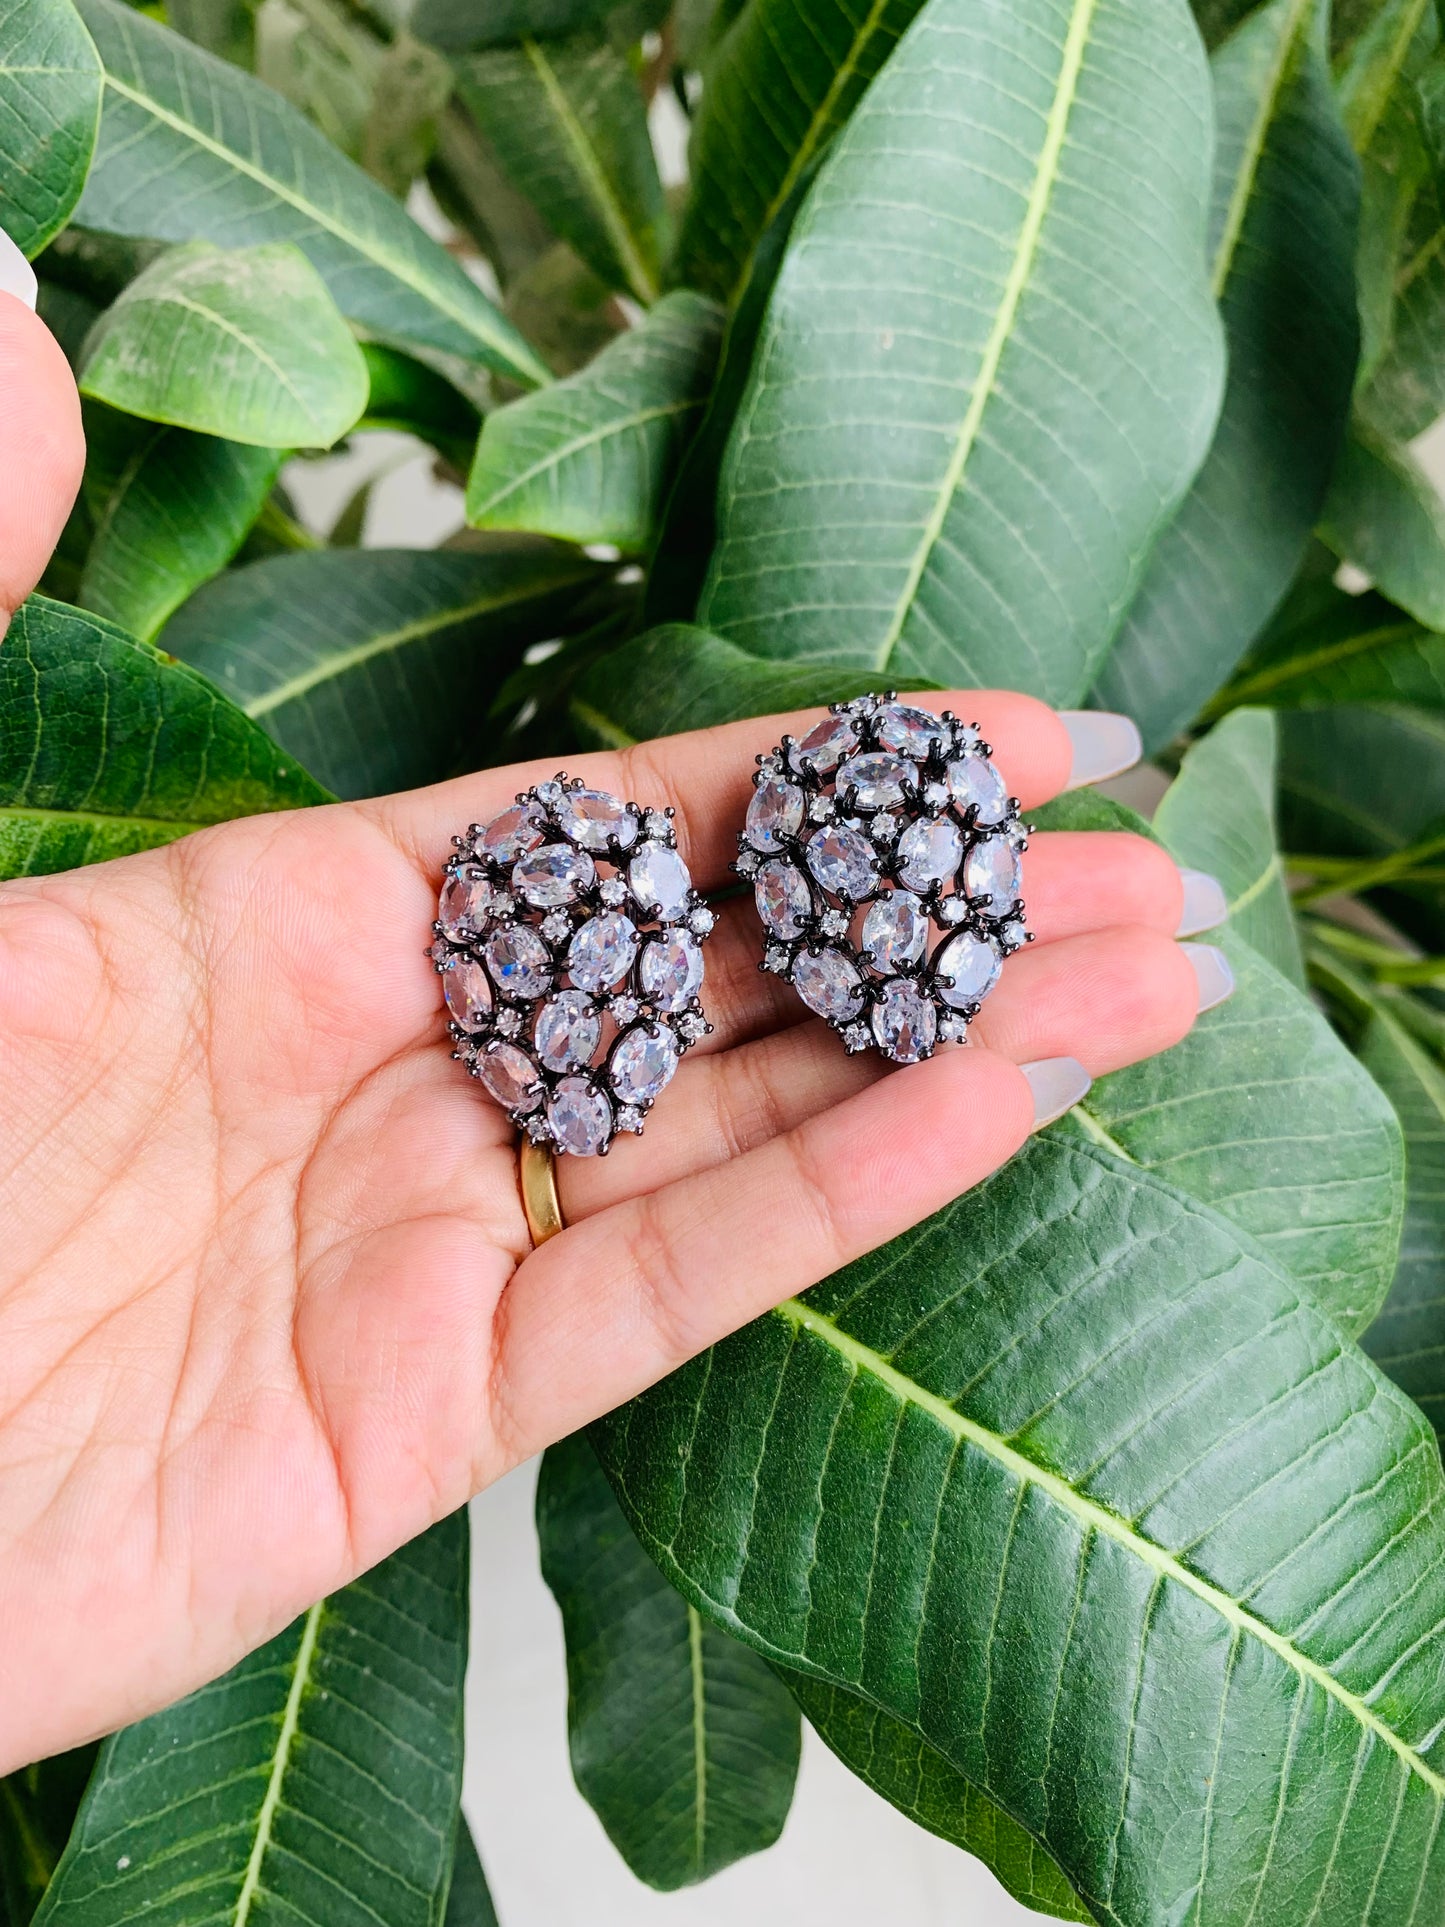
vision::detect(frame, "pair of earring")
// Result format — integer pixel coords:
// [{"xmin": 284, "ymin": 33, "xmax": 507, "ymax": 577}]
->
[{"xmin": 429, "ymin": 694, "xmax": 1029, "ymax": 1159}]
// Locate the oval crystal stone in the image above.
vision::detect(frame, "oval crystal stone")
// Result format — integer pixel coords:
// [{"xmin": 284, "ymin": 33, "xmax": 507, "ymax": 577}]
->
[
  {"xmin": 479, "ymin": 1041, "xmax": 542, "ymax": 1112},
  {"xmin": 806, "ymin": 823, "xmax": 877, "ymax": 899},
  {"xmin": 793, "ymin": 946, "xmax": 865, "ymax": 1021},
  {"xmin": 875, "ymin": 702, "xmax": 946, "ymax": 758},
  {"xmin": 484, "ymin": 925, "xmax": 553, "ymax": 999},
  {"xmin": 947, "ymin": 755, "xmax": 1009, "ymax": 825},
  {"xmin": 897, "ymin": 817, "xmax": 964, "ymax": 890},
  {"xmin": 793, "ymin": 712, "xmax": 858, "ymax": 773},
  {"xmin": 611, "ymin": 1023, "xmax": 680, "ymax": 1105},
  {"xmin": 934, "ymin": 929, "xmax": 1003, "ymax": 1007},
  {"xmin": 838, "ymin": 751, "xmax": 916, "ymax": 811},
  {"xmin": 535, "ymin": 989, "xmax": 601, "ymax": 1072},
  {"xmin": 745, "ymin": 775, "xmax": 805, "ymax": 853},
  {"xmin": 438, "ymin": 862, "xmax": 488, "ymax": 936},
  {"xmin": 567, "ymin": 911, "xmax": 638, "ymax": 992},
  {"xmin": 547, "ymin": 1076, "xmax": 612, "ymax": 1156},
  {"xmin": 756, "ymin": 859, "xmax": 813, "ymax": 939},
  {"xmin": 481, "ymin": 804, "xmax": 545, "ymax": 863},
  {"xmin": 442, "ymin": 955, "xmax": 493, "ymax": 1030},
  {"xmin": 513, "ymin": 842, "xmax": 595, "ymax": 907},
  {"xmin": 964, "ymin": 837, "xmax": 1023, "ymax": 912},
  {"xmin": 638, "ymin": 931, "xmax": 704, "ymax": 1011},
  {"xmin": 554, "ymin": 786, "xmax": 638, "ymax": 852},
  {"xmin": 630, "ymin": 843, "xmax": 692, "ymax": 921},
  {"xmin": 861, "ymin": 891, "xmax": 928, "ymax": 971},
  {"xmin": 872, "ymin": 977, "xmax": 937, "ymax": 1063}
]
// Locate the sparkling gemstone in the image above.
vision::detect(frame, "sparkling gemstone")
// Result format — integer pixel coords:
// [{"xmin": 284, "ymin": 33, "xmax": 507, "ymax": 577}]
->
[
  {"xmin": 923, "ymin": 781, "xmax": 949, "ymax": 809},
  {"xmin": 612, "ymin": 994, "xmax": 641, "ymax": 1025},
  {"xmin": 689, "ymin": 905, "xmax": 716, "ymax": 936},
  {"xmin": 793, "ymin": 713, "xmax": 859, "ymax": 773},
  {"xmin": 793, "ymin": 947, "xmax": 865, "ymax": 1022},
  {"xmin": 872, "ymin": 977, "xmax": 937, "ymax": 1063},
  {"xmin": 964, "ymin": 837, "xmax": 1023, "ymax": 913},
  {"xmin": 547, "ymin": 1076, "xmax": 612, "ymax": 1156},
  {"xmin": 599, "ymin": 876, "xmax": 629, "ymax": 907},
  {"xmin": 554, "ymin": 787, "xmax": 637, "ymax": 851},
  {"xmin": 513, "ymin": 842, "xmax": 595, "ymax": 907},
  {"xmin": 756, "ymin": 860, "xmax": 813, "ymax": 939},
  {"xmin": 638, "ymin": 931, "xmax": 704, "ymax": 1011},
  {"xmin": 442, "ymin": 956, "xmax": 493, "ymax": 1030},
  {"xmin": 875, "ymin": 702, "xmax": 946, "ymax": 758},
  {"xmin": 438, "ymin": 863, "xmax": 488, "ymax": 936},
  {"xmin": 540, "ymin": 911, "xmax": 572, "ymax": 944},
  {"xmin": 611, "ymin": 1023, "xmax": 680, "ymax": 1105},
  {"xmin": 644, "ymin": 811, "xmax": 672, "ymax": 840},
  {"xmin": 617, "ymin": 1106, "xmax": 645, "ymax": 1134},
  {"xmin": 745, "ymin": 775, "xmax": 805, "ymax": 852},
  {"xmin": 764, "ymin": 942, "xmax": 791, "ymax": 974},
  {"xmin": 677, "ymin": 1009, "xmax": 707, "ymax": 1044},
  {"xmin": 630, "ymin": 843, "xmax": 692, "ymax": 921},
  {"xmin": 821, "ymin": 908, "xmax": 850, "ymax": 938},
  {"xmin": 495, "ymin": 1007, "xmax": 522, "ymax": 1037},
  {"xmin": 948, "ymin": 755, "xmax": 1010, "ymax": 826},
  {"xmin": 568, "ymin": 911, "xmax": 638, "ymax": 991},
  {"xmin": 736, "ymin": 849, "xmax": 761, "ymax": 877},
  {"xmin": 862, "ymin": 891, "xmax": 928, "ymax": 971},
  {"xmin": 809, "ymin": 794, "xmax": 835, "ymax": 822},
  {"xmin": 481, "ymin": 804, "xmax": 545, "ymax": 863},
  {"xmin": 838, "ymin": 752, "xmax": 917, "ymax": 810},
  {"xmin": 806, "ymin": 823, "xmax": 877, "ymax": 900},
  {"xmin": 535, "ymin": 990, "xmax": 601, "ymax": 1072},
  {"xmin": 479, "ymin": 1042, "xmax": 542, "ymax": 1112},
  {"xmin": 897, "ymin": 817, "xmax": 963, "ymax": 891},
  {"xmin": 938, "ymin": 893, "xmax": 969, "ymax": 925},
  {"xmin": 935, "ymin": 929, "xmax": 1003, "ymax": 1006},
  {"xmin": 484, "ymin": 925, "xmax": 552, "ymax": 1000}
]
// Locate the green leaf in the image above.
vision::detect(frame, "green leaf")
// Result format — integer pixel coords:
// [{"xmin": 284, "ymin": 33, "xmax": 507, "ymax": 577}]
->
[
  {"xmin": 0, "ymin": 1748, "xmax": 98, "ymax": 1926},
  {"xmin": 35, "ymin": 1515, "xmax": 468, "ymax": 1927},
  {"xmin": 454, "ymin": 30, "xmax": 666, "ymax": 305},
  {"xmin": 78, "ymin": 240, "xmax": 369, "ymax": 449},
  {"xmin": 538, "ymin": 1433, "xmax": 800, "ymax": 1889},
  {"xmin": 413, "ymin": 0, "xmax": 610, "ymax": 53},
  {"xmin": 442, "ymin": 1818, "xmax": 499, "ymax": 1927},
  {"xmin": 161, "ymin": 545, "xmax": 601, "ymax": 798},
  {"xmin": 360, "ymin": 341, "xmax": 482, "ymax": 469},
  {"xmin": 1319, "ymin": 423, "xmax": 1445, "ymax": 628},
  {"xmin": 0, "ymin": 595, "xmax": 330, "ymax": 879},
  {"xmin": 0, "ymin": 0, "xmax": 102, "ymax": 258},
  {"xmin": 668, "ymin": 0, "xmax": 924, "ymax": 304},
  {"xmin": 784, "ymin": 1675, "xmax": 1092, "ymax": 1922},
  {"xmin": 1355, "ymin": 90, "xmax": 1430, "ymax": 384},
  {"xmin": 694, "ymin": 0, "xmax": 1225, "ymax": 708},
  {"xmin": 76, "ymin": 404, "xmax": 282, "ymax": 641},
  {"xmin": 361, "ymin": 32, "xmax": 452, "ymax": 198},
  {"xmin": 71, "ymin": 0, "xmax": 550, "ymax": 386},
  {"xmin": 1093, "ymin": 0, "xmax": 1360, "ymax": 752},
  {"xmin": 1336, "ymin": 0, "xmax": 1437, "ymax": 150},
  {"xmin": 1152, "ymin": 708, "xmax": 1306, "ymax": 986},
  {"xmin": 466, "ymin": 293, "xmax": 722, "ymax": 552},
  {"xmin": 1213, "ymin": 570, "xmax": 1445, "ymax": 708},
  {"xmin": 595, "ymin": 1135, "xmax": 1445, "ymax": 1927}
]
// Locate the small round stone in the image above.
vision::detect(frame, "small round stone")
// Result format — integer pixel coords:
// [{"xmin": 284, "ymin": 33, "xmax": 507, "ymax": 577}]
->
[
  {"xmin": 611, "ymin": 1023, "xmax": 680, "ymax": 1105},
  {"xmin": 745, "ymin": 775, "xmax": 806, "ymax": 852},
  {"xmin": 513, "ymin": 842, "xmax": 595, "ymax": 907},
  {"xmin": 567, "ymin": 911, "xmax": 639, "ymax": 992},
  {"xmin": 793, "ymin": 947, "xmax": 865, "ymax": 1022},
  {"xmin": 793, "ymin": 712, "xmax": 859, "ymax": 774},
  {"xmin": 806, "ymin": 822, "xmax": 877, "ymax": 900},
  {"xmin": 947, "ymin": 755, "xmax": 1010, "ymax": 826},
  {"xmin": 442, "ymin": 955, "xmax": 493, "ymax": 1030},
  {"xmin": 484, "ymin": 925, "xmax": 553, "ymax": 1000},
  {"xmin": 756, "ymin": 859, "xmax": 813, "ymax": 939},
  {"xmin": 862, "ymin": 891, "xmax": 928, "ymax": 971},
  {"xmin": 481, "ymin": 804, "xmax": 546, "ymax": 863},
  {"xmin": 638, "ymin": 931, "xmax": 704, "ymax": 1011},
  {"xmin": 547, "ymin": 1076, "xmax": 612, "ymax": 1156},
  {"xmin": 838, "ymin": 752, "xmax": 917, "ymax": 811},
  {"xmin": 554, "ymin": 786, "xmax": 638, "ymax": 851},
  {"xmin": 535, "ymin": 989, "xmax": 601, "ymax": 1072},
  {"xmin": 897, "ymin": 817, "xmax": 964, "ymax": 891},
  {"xmin": 934, "ymin": 929, "xmax": 1003, "ymax": 1007},
  {"xmin": 964, "ymin": 837, "xmax": 1023, "ymax": 913},
  {"xmin": 872, "ymin": 977, "xmax": 937, "ymax": 1063},
  {"xmin": 599, "ymin": 876, "xmax": 629, "ymax": 906},
  {"xmin": 479, "ymin": 1042, "xmax": 542, "ymax": 1112},
  {"xmin": 630, "ymin": 843, "xmax": 693, "ymax": 921},
  {"xmin": 875, "ymin": 702, "xmax": 946, "ymax": 758},
  {"xmin": 438, "ymin": 863, "xmax": 488, "ymax": 936}
]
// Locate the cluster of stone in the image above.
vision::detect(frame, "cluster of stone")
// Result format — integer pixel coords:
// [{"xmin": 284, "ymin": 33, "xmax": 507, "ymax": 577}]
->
[
  {"xmin": 736, "ymin": 695, "xmax": 1030, "ymax": 1064},
  {"xmin": 431, "ymin": 776, "xmax": 713, "ymax": 1156}
]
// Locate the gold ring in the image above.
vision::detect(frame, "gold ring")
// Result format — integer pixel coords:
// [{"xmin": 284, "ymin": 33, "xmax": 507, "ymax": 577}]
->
[{"xmin": 519, "ymin": 1136, "xmax": 565, "ymax": 1246}]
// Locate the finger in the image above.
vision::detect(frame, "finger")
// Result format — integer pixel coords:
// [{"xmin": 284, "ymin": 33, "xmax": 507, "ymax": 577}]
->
[
  {"xmin": 970, "ymin": 926, "xmax": 1200, "ymax": 1074},
  {"xmin": 490, "ymin": 1045, "xmax": 1036, "ymax": 1458},
  {"xmin": 0, "ymin": 277, "xmax": 85, "ymax": 628}
]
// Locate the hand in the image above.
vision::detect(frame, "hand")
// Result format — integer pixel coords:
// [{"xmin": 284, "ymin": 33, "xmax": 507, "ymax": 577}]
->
[{"xmin": 0, "ymin": 282, "xmax": 1222, "ymax": 1771}]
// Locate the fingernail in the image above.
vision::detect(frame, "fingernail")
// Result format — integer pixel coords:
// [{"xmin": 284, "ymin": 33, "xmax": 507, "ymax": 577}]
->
[
  {"xmin": 0, "ymin": 224, "xmax": 37, "ymax": 311},
  {"xmin": 1183, "ymin": 942, "xmax": 1235, "ymax": 1013},
  {"xmin": 1176, "ymin": 869, "xmax": 1228, "ymax": 937},
  {"xmin": 1060, "ymin": 711, "xmax": 1143, "ymax": 788},
  {"xmin": 1022, "ymin": 1056, "xmax": 1092, "ymax": 1130}
]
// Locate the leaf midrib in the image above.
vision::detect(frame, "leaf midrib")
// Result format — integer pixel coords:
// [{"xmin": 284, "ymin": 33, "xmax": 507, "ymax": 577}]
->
[
  {"xmin": 1210, "ymin": 0, "xmax": 1313, "ymax": 299},
  {"xmin": 687, "ymin": 1604, "xmax": 708, "ymax": 1872},
  {"xmin": 1217, "ymin": 618, "xmax": 1429, "ymax": 705},
  {"xmin": 233, "ymin": 1600, "xmax": 324, "ymax": 1926},
  {"xmin": 470, "ymin": 398, "xmax": 699, "ymax": 520},
  {"xmin": 873, "ymin": 0, "xmax": 1097, "ymax": 671},
  {"xmin": 770, "ymin": 1293, "xmax": 1445, "ymax": 1801}
]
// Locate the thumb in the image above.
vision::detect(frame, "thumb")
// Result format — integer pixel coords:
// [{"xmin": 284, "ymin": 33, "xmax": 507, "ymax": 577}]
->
[{"xmin": 0, "ymin": 223, "xmax": 85, "ymax": 631}]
